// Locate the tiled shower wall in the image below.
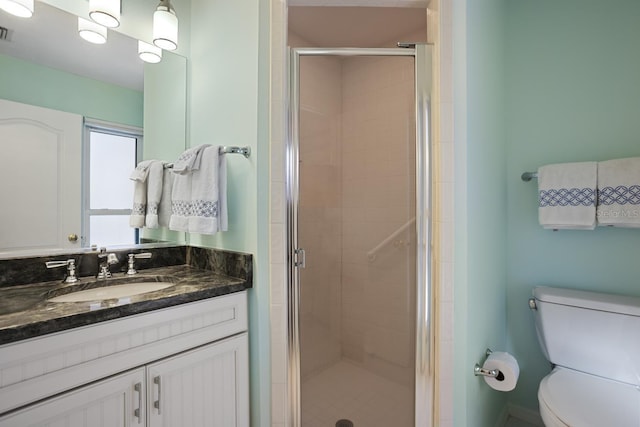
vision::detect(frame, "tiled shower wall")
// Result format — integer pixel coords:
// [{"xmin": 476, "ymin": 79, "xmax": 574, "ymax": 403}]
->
[
  {"xmin": 297, "ymin": 54, "xmax": 344, "ymax": 378},
  {"xmin": 340, "ymin": 55, "xmax": 417, "ymax": 386}
]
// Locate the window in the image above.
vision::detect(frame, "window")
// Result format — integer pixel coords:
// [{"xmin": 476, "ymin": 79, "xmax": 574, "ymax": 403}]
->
[{"xmin": 83, "ymin": 120, "xmax": 143, "ymax": 248}]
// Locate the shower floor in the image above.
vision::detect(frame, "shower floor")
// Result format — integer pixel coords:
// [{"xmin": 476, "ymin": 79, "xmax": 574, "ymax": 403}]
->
[{"xmin": 301, "ymin": 360, "xmax": 414, "ymax": 427}]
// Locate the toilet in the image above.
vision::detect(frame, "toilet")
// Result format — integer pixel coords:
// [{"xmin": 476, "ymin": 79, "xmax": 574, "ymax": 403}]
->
[{"xmin": 530, "ymin": 286, "xmax": 640, "ymax": 427}]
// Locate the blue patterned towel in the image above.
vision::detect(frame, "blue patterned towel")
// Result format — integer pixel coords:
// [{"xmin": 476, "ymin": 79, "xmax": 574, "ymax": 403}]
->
[
  {"xmin": 538, "ymin": 162, "xmax": 597, "ymax": 230},
  {"xmin": 596, "ymin": 157, "xmax": 640, "ymax": 228}
]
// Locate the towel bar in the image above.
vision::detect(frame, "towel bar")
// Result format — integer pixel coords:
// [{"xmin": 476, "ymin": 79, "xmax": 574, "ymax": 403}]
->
[
  {"xmin": 164, "ymin": 146, "xmax": 251, "ymax": 169},
  {"xmin": 521, "ymin": 172, "xmax": 538, "ymax": 181},
  {"xmin": 220, "ymin": 146, "xmax": 251, "ymax": 158}
]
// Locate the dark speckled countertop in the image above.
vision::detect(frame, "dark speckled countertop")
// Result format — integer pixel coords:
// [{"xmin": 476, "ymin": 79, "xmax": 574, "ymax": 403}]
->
[{"xmin": 0, "ymin": 246, "xmax": 252, "ymax": 345}]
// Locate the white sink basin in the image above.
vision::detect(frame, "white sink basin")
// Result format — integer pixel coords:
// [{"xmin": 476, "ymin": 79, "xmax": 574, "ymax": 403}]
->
[{"xmin": 48, "ymin": 282, "xmax": 174, "ymax": 303}]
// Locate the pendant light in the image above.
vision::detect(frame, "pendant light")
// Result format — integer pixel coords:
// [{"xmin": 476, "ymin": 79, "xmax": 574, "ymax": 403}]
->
[
  {"xmin": 0, "ymin": 0, "xmax": 34, "ymax": 18},
  {"xmin": 89, "ymin": 0, "xmax": 120, "ymax": 28},
  {"xmin": 78, "ymin": 17, "xmax": 107, "ymax": 44},
  {"xmin": 153, "ymin": 0, "xmax": 177, "ymax": 51},
  {"xmin": 138, "ymin": 41, "xmax": 162, "ymax": 64}
]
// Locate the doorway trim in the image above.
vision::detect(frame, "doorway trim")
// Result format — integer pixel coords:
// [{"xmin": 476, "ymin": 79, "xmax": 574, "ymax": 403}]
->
[{"xmin": 286, "ymin": 45, "xmax": 434, "ymax": 427}]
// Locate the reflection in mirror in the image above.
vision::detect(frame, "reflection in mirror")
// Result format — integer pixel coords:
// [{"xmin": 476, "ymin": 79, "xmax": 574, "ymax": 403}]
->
[{"xmin": 0, "ymin": 0, "xmax": 187, "ymax": 259}]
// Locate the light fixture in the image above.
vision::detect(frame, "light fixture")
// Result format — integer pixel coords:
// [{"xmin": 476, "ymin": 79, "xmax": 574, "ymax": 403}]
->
[
  {"xmin": 89, "ymin": 0, "xmax": 120, "ymax": 28},
  {"xmin": 138, "ymin": 41, "xmax": 162, "ymax": 64},
  {"xmin": 78, "ymin": 17, "xmax": 107, "ymax": 44},
  {"xmin": 153, "ymin": 0, "xmax": 177, "ymax": 51},
  {"xmin": 0, "ymin": 0, "xmax": 34, "ymax": 18}
]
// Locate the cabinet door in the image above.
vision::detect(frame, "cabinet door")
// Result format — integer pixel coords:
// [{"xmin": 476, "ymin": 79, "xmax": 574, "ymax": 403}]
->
[
  {"xmin": 0, "ymin": 368, "xmax": 145, "ymax": 427},
  {"xmin": 147, "ymin": 333, "xmax": 249, "ymax": 427}
]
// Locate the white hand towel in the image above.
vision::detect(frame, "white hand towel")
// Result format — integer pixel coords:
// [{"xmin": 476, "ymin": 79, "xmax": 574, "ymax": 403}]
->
[
  {"xmin": 597, "ymin": 157, "xmax": 640, "ymax": 227},
  {"xmin": 218, "ymin": 152, "xmax": 228, "ymax": 232},
  {"xmin": 188, "ymin": 146, "xmax": 225, "ymax": 234},
  {"xmin": 158, "ymin": 168, "xmax": 174, "ymax": 228},
  {"xmin": 171, "ymin": 144, "xmax": 210, "ymax": 175},
  {"xmin": 169, "ymin": 172, "xmax": 191, "ymax": 232},
  {"xmin": 538, "ymin": 162, "xmax": 597, "ymax": 230},
  {"xmin": 145, "ymin": 161, "xmax": 165, "ymax": 229},
  {"xmin": 129, "ymin": 159, "xmax": 153, "ymax": 181},
  {"xmin": 169, "ymin": 145, "xmax": 210, "ymax": 231},
  {"xmin": 129, "ymin": 160, "xmax": 153, "ymax": 228}
]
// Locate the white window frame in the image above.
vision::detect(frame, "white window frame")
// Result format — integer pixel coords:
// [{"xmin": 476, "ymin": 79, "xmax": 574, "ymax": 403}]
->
[{"xmin": 82, "ymin": 118, "xmax": 144, "ymax": 247}]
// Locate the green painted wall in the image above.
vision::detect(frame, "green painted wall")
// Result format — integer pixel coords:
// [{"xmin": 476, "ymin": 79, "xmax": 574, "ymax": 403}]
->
[
  {"xmin": 140, "ymin": 52, "xmax": 189, "ymax": 245},
  {"xmin": 453, "ymin": 0, "xmax": 508, "ymax": 425},
  {"xmin": 505, "ymin": 0, "xmax": 640, "ymax": 412},
  {"xmin": 186, "ymin": 0, "xmax": 270, "ymax": 425},
  {"xmin": 0, "ymin": 53, "xmax": 142, "ymax": 127}
]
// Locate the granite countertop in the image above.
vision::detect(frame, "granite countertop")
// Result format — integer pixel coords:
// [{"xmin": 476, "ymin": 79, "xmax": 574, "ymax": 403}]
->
[{"xmin": 0, "ymin": 264, "xmax": 251, "ymax": 346}]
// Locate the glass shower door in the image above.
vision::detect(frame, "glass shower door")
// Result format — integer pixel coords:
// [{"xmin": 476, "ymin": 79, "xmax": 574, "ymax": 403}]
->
[{"xmin": 289, "ymin": 46, "xmax": 432, "ymax": 427}]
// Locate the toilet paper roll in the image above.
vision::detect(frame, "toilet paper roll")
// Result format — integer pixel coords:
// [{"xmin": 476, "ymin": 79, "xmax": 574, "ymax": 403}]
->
[{"xmin": 483, "ymin": 351, "xmax": 519, "ymax": 392}]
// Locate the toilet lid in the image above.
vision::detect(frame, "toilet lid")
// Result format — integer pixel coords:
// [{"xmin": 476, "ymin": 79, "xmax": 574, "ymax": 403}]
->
[{"xmin": 539, "ymin": 367, "xmax": 640, "ymax": 427}]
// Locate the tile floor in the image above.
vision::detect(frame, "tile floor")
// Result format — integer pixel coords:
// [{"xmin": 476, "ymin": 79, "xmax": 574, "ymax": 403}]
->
[{"xmin": 301, "ymin": 360, "xmax": 414, "ymax": 427}]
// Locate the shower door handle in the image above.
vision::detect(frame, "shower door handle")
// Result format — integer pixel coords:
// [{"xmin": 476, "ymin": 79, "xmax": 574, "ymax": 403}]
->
[{"xmin": 294, "ymin": 248, "xmax": 306, "ymax": 268}]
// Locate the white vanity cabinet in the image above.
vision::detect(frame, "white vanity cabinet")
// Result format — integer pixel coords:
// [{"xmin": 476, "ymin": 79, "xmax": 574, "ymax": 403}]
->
[
  {"xmin": 0, "ymin": 368, "xmax": 146, "ymax": 426},
  {"xmin": 0, "ymin": 291, "xmax": 249, "ymax": 427},
  {"xmin": 147, "ymin": 333, "xmax": 248, "ymax": 426}
]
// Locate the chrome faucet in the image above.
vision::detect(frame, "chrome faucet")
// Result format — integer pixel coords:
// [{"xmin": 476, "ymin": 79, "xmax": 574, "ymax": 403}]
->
[
  {"xmin": 97, "ymin": 248, "xmax": 118, "ymax": 279},
  {"xmin": 45, "ymin": 259, "xmax": 78, "ymax": 284},
  {"xmin": 126, "ymin": 252, "xmax": 152, "ymax": 275}
]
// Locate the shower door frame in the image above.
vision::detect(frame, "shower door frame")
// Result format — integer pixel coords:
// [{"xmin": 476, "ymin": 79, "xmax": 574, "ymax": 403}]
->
[{"xmin": 286, "ymin": 45, "xmax": 433, "ymax": 427}]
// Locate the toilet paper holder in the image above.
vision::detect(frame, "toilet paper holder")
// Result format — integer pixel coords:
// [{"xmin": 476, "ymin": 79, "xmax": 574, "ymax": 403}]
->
[{"xmin": 474, "ymin": 349, "xmax": 504, "ymax": 380}]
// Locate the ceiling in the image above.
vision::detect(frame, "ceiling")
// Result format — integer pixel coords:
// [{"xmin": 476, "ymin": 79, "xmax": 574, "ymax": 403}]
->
[
  {"xmin": 288, "ymin": 6, "xmax": 428, "ymax": 48},
  {"xmin": 0, "ymin": 2, "xmax": 142, "ymax": 91}
]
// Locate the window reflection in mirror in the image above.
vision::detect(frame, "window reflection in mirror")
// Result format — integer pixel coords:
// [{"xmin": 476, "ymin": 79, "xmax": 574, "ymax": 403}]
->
[{"xmin": 85, "ymin": 122, "xmax": 142, "ymax": 248}]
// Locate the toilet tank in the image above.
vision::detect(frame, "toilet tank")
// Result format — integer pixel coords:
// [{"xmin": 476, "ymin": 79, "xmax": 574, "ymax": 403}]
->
[{"xmin": 532, "ymin": 286, "xmax": 640, "ymax": 386}]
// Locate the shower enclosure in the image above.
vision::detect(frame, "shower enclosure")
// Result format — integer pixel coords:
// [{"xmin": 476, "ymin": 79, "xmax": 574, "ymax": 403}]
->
[{"xmin": 287, "ymin": 45, "xmax": 433, "ymax": 427}]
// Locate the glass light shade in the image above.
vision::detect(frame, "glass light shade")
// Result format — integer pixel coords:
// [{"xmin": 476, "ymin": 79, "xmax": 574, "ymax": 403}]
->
[
  {"xmin": 0, "ymin": 0, "xmax": 34, "ymax": 18},
  {"xmin": 78, "ymin": 17, "xmax": 107, "ymax": 44},
  {"xmin": 138, "ymin": 41, "xmax": 162, "ymax": 64},
  {"xmin": 153, "ymin": 2, "xmax": 178, "ymax": 51},
  {"xmin": 89, "ymin": 0, "xmax": 120, "ymax": 28}
]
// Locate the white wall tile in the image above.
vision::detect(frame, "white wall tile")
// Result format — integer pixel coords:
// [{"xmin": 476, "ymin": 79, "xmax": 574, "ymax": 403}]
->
[
  {"xmin": 271, "ymin": 383, "xmax": 287, "ymax": 424},
  {"xmin": 271, "ymin": 264, "xmax": 285, "ymax": 306}
]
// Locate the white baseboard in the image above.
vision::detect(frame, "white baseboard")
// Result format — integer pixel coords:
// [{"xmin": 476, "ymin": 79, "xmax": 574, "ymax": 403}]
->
[
  {"xmin": 507, "ymin": 403, "xmax": 544, "ymax": 426},
  {"xmin": 494, "ymin": 405, "xmax": 509, "ymax": 427}
]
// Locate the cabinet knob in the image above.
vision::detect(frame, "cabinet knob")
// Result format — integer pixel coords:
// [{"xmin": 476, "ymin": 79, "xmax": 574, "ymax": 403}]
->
[{"xmin": 68, "ymin": 233, "xmax": 78, "ymax": 243}]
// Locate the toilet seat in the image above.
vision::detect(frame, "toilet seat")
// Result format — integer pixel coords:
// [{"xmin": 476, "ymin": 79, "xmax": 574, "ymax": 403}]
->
[
  {"xmin": 538, "ymin": 367, "xmax": 640, "ymax": 427},
  {"xmin": 538, "ymin": 395, "xmax": 568, "ymax": 427}
]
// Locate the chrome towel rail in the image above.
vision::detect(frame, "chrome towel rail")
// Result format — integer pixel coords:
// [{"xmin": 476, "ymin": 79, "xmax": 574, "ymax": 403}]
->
[
  {"xmin": 164, "ymin": 145, "xmax": 251, "ymax": 169},
  {"xmin": 220, "ymin": 145, "xmax": 251, "ymax": 158},
  {"xmin": 521, "ymin": 172, "xmax": 538, "ymax": 181}
]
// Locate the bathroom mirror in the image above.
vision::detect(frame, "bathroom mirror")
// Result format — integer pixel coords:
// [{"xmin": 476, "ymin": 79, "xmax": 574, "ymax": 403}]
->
[{"xmin": 0, "ymin": 0, "xmax": 188, "ymax": 258}]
